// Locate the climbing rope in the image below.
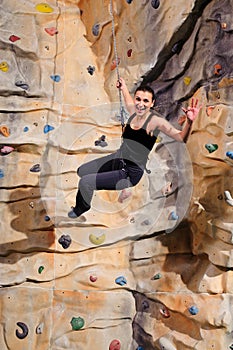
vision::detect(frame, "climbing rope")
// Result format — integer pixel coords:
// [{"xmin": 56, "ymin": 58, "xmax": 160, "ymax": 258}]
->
[{"xmin": 109, "ymin": 0, "xmax": 125, "ymax": 128}]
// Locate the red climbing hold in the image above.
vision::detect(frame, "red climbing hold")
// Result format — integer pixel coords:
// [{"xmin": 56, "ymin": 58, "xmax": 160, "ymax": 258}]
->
[
  {"xmin": 45, "ymin": 27, "xmax": 58, "ymax": 36},
  {"xmin": 159, "ymin": 306, "xmax": 170, "ymax": 318},
  {"xmin": 214, "ymin": 64, "xmax": 222, "ymax": 76},
  {"xmin": 111, "ymin": 58, "xmax": 120, "ymax": 70},
  {"xmin": 9, "ymin": 35, "xmax": 20, "ymax": 42},
  {"xmin": 127, "ymin": 49, "xmax": 132, "ymax": 57},
  {"xmin": 109, "ymin": 339, "xmax": 121, "ymax": 350},
  {"xmin": 90, "ymin": 275, "xmax": 97, "ymax": 282}
]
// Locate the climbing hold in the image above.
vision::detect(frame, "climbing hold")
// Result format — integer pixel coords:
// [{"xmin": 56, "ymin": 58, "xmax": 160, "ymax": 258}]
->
[
  {"xmin": 35, "ymin": 3, "xmax": 54, "ymax": 13},
  {"xmin": 94, "ymin": 135, "xmax": 108, "ymax": 147},
  {"xmin": 151, "ymin": 273, "xmax": 162, "ymax": 280},
  {"xmin": 183, "ymin": 76, "xmax": 192, "ymax": 85},
  {"xmin": 44, "ymin": 124, "xmax": 54, "ymax": 133},
  {"xmin": 115, "ymin": 276, "xmax": 127, "ymax": 286},
  {"xmin": 151, "ymin": 0, "xmax": 160, "ymax": 9},
  {"xmin": 171, "ymin": 40, "xmax": 183, "ymax": 54},
  {"xmin": 29, "ymin": 201, "xmax": 34, "ymax": 208},
  {"xmin": 111, "ymin": 58, "xmax": 120, "ymax": 70},
  {"xmin": 92, "ymin": 23, "xmax": 100, "ymax": 36},
  {"xmin": 142, "ymin": 300, "xmax": 149, "ymax": 310},
  {"xmin": 155, "ymin": 135, "xmax": 163, "ymax": 143},
  {"xmin": 229, "ymin": 344, "xmax": 233, "ymax": 350},
  {"xmin": 221, "ymin": 22, "xmax": 227, "ymax": 29},
  {"xmin": 224, "ymin": 190, "xmax": 233, "ymax": 207},
  {"xmin": 0, "ymin": 146, "xmax": 14, "ymax": 154},
  {"xmin": 36, "ymin": 323, "xmax": 44, "ymax": 334},
  {"xmin": 23, "ymin": 126, "xmax": 29, "ymax": 132},
  {"xmin": 136, "ymin": 347, "xmax": 144, "ymax": 350},
  {"xmin": 0, "ymin": 125, "xmax": 10, "ymax": 137},
  {"xmin": 89, "ymin": 233, "xmax": 106, "ymax": 245},
  {"xmin": 9, "ymin": 35, "xmax": 20, "ymax": 42},
  {"xmin": 0, "ymin": 169, "xmax": 4, "ymax": 178},
  {"xmin": 130, "ymin": 217, "xmax": 135, "ymax": 223},
  {"xmin": 90, "ymin": 275, "xmax": 97, "ymax": 282},
  {"xmin": 158, "ymin": 337, "xmax": 176, "ymax": 350},
  {"xmin": 214, "ymin": 64, "xmax": 222, "ymax": 75},
  {"xmin": 141, "ymin": 219, "xmax": 151, "ymax": 226},
  {"xmin": 118, "ymin": 189, "xmax": 132, "ymax": 203},
  {"xmin": 206, "ymin": 105, "xmax": 216, "ymax": 116},
  {"xmin": 38, "ymin": 266, "xmax": 44, "ymax": 274},
  {"xmin": 168, "ymin": 211, "xmax": 179, "ymax": 220},
  {"xmin": 0, "ymin": 61, "xmax": 9, "ymax": 72},
  {"xmin": 226, "ymin": 151, "xmax": 233, "ymax": 160},
  {"xmin": 58, "ymin": 234, "xmax": 72, "ymax": 249},
  {"xmin": 15, "ymin": 81, "xmax": 29, "ymax": 90},
  {"xmin": 161, "ymin": 182, "xmax": 172, "ymax": 196},
  {"xmin": 159, "ymin": 306, "xmax": 170, "ymax": 318},
  {"xmin": 16, "ymin": 322, "xmax": 29, "ymax": 339},
  {"xmin": 50, "ymin": 74, "xmax": 61, "ymax": 82},
  {"xmin": 70, "ymin": 316, "xmax": 85, "ymax": 330},
  {"xmin": 45, "ymin": 27, "xmax": 58, "ymax": 36},
  {"xmin": 87, "ymin": 65, "xmax": 95, "ymax": 75},
  {"xmin": 30, "ymin": 164, "xmax": 41, "ymax": 172},
  {"xmin": 126, "ymin": 0, "xmax": 133, "ymax": 3},
  {"xmin": 109, "ymin": 339, "xmax": 121, "ymax": 350},
  {"xmin": 205, "ymin": 143, "xmax": 218, "ymax": 153},
  {"xmin": 127, "ymin": 36, "xmax": 132, "ymax": 42},
  {"xmin": 127, "ymin": 49, "xmax": 132, "ymax": 57},
  {"xmin": 188, "ymin": 305, "xmax": 199, "ymax": 315},
  {"xmin": 44, "ymin": 215, "xmax": 50, "ymax": 221}
]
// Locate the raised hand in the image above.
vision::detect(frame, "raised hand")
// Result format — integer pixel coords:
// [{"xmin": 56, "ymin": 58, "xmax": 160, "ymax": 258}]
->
[{"xmin": 182, "ymin": 98, "xmax": 202, "ymax": 122}]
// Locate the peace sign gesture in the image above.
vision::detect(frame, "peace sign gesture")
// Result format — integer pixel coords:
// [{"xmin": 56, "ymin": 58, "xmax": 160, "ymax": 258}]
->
[{"xmin": 182, "ymin": 98, "xmax": 202, "ymax": 122}]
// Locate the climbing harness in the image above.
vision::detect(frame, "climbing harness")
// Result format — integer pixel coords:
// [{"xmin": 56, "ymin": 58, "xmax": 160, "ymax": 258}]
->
[{"xmin": 109, "ymin": 0, "xmax": 125, "ymax": 129}]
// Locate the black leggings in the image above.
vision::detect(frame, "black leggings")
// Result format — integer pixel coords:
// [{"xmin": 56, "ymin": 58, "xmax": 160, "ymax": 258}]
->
[{"xmin": 73, "ymin": 150, "xmax": 144, "ymax": 216}]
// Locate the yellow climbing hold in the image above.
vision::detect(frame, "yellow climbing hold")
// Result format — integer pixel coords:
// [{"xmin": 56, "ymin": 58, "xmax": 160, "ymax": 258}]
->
[
  {"xmin": 183, "ymin": 76, "xmax": 192, "ymax": 85},
  {"xmin": 89, "ymin": 233, "xmax": 106, "ymax": 245},
  {"xmin": 35, "ymin": 3, "xmax": 54, "ymax": 13},
  {"xmin": 0, "ymin": 62, "xmax": 9, "ymax": 72}
]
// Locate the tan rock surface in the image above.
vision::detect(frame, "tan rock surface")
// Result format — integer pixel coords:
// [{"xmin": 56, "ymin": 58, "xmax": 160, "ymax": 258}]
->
[{"xmin": 0, "ymin": 0, "xmax": 233, "ymax": 349}]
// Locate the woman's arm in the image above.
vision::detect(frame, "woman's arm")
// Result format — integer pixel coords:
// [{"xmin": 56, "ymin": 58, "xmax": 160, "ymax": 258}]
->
[
  {"xmin": 116, "ymin": 78, "xmax": 135, "ymax": 115},
  {"xmin": 146, "ymin": 98, "xmax": 201, "ymax": 143}
]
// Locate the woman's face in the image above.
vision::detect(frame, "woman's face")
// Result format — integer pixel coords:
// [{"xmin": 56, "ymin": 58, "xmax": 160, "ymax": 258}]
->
[{"xmin": 133, "ymin": 90, "xmax": 154, "ymax": 117}]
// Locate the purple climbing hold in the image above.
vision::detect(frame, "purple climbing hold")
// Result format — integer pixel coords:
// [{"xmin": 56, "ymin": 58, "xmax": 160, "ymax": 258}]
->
[
  {"xmin": 16, "ymin": 322, "xmax": 29, "ymax": 339},
  {"xmin": 30, "ymin": 164, "xmax": 41, "ymax": 172},
  {"xmin": 151, "ymin": 0, "xmax": 160, "ymax": 9},
  {"xmin": 87, "ymin": 65, "xmax": 95, "ymax": 75},
  {"xmin": 58, "ymin": 234, "xmax": 72, "ymax": 249},
  {"xmin": 92, "ymin": 23, "xmax": 100, "ymax": 36},
  {"xmin": 15, "ymin": 81, "xmax": 29, "ymax": 90},
  {"xmin": 50, "ymin": 74, "xmax": 61, "ymax": 82},
  {"xmin": 44, "ymin": 124, "xmax": 54, "ymax": 133}
]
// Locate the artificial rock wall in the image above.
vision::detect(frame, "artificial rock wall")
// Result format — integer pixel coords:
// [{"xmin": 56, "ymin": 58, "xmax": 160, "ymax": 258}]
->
[{"xmin": 0, "ymin": 0, "xmax": 233, "ymax": 349}]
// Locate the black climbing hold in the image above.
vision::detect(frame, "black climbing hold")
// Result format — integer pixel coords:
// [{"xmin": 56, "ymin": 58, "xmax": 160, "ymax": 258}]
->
[
  {"xmin": 30, "ymin": 164, "xmax": 41, "ymax": 172},
  {"xmin": 16, "ymin": 322, "xmax": 29, "ymax": 339},
  {"xmin": 142, "ymin": 300, "xmax": 149, "ymax": 310},
  {"xmin": 126, "ymin": 0, "xmax": 133, "ymax": 3},
  {"xmin": 151, "ymin": 0, "xmax": 160, "ymax": 9},
  {"xmin": 87, "ymin": 65, "xmax": 95, "ymax": 75},
  {"xmin": 94, "ymin": 135, "xmax": 108, "ymax": 147},
  {"xmin": 92, "ymin": 23, "xmax": 100, "ymax": 36},
  {"xmin": 58, "ymin": 234, "xmax": 72, "ymax": 249},
  {"xmin": 15, "ymin": 81, "xmax": 29, "ymax": 90},
  {"xmin": 171, "ymin": 40, "xmax": 184, "ymax": 54},
  {"xmin": 229, "ymin": 344, "xmax": 233, "ymax": 350}
]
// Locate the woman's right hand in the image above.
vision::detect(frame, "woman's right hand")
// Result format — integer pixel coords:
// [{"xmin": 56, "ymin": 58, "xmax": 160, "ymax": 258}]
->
[{"xmin": 116, "ymin": 77, "xmax": 126, "ymax": 90}]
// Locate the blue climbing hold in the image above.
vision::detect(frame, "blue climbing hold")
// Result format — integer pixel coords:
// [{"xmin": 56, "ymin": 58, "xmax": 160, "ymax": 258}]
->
[
  {"xmin": 44, "ymin": 215, "xmax": 50, "ymax": 221},
  {"xmin": 169, "ymin": 211, "xmax": 179, "ymax": 220},
  {"xmin": 151, "ymin": 0, "xmax": 160, "ymax": 9},
  {"xmin": 23, "ymin": 126, "xmax": 29, "ymax": 132},
  {"xmin": 92, "ymin": 23, "xmax": 100, "ymax": 36},
  {"xmin": 0, "ymin": 169, "xmax": 4, "ymax": 178},
  {"xmin": 44, "ymin": 124, "xmax": 54, "ymax": 134},
  {"xmin": 188, "ymin": 305, "xmax": 199, "ymax": 315},
  {"xmin": 226, "ymin": 151, "xmax": 233, "ymax": 160},
  {"xmin": 115, "ymin": 276, "xmax": 127, "ymax": 286},
  {"xmin": 15, "ymin": 81, "xmax": 29, "ymax": 90},
  {"xmin": 137, "ymin": 347, "xmax": 144, "ymax": 350},
  {"xmin": 50, "ymin": 74, "xmax": 61, "ymax": 82},
  {"xmin": 126, "ymin": 0, "xmax": 133, "ymax": 3}
]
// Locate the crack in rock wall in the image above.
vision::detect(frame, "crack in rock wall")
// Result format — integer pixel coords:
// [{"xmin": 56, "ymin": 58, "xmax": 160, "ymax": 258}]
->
[{"xmin": 0, "ymin": 0, "xmax": 233, "ymax": 349}]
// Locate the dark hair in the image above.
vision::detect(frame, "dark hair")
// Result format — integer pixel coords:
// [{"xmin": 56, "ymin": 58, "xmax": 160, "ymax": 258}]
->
[{"xmin": 134, "ymin": 85, "xmax": 155, "ymax": 102}]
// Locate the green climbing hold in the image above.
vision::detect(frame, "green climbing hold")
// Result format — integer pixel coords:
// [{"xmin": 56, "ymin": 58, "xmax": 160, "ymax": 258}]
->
[
  {"xmin": 70, "ymin": 316, "xmax": 85, "ymax": 330},
  {"xmin": 151, "ymin": 273, "xmax": 162, "ymax": 280},
  {"xmin": 205, "ymin": 143, "xmax": 218, "ymax": 153},
  {"xmin": 38, "ymin": 266, "xmax": 44, "ymax": 274}
]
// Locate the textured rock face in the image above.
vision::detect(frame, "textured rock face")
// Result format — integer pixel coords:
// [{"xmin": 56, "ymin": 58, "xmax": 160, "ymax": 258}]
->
[{"xmin": 0, "ymin": 0, "xmax": 233, "ymax": 349}]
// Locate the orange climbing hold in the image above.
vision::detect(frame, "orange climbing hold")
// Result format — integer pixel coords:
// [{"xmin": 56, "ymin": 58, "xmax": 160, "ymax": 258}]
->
[
  {"xmin": 0, "ymin": 125, "xmax": 10, "ymax": 137},
  {"xmin": 111, "ymin": 58, "xmax": 120, "ymax": 70},
  {"xmin": 214, "ymin": 64, "xmax": 222, "ymax": 75},
  {"xmin": 206, "ymin": 105, "xmax": 216, "ymax": 116}
]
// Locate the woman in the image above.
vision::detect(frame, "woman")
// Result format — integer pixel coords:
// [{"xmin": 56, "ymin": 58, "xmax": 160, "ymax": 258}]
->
[{"xmin": 68, "ymin": 78, "xmax": 201, "ymax": 218}]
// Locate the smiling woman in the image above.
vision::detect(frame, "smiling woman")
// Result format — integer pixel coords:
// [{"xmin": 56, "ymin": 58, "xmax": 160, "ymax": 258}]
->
[{"xmin": 68, "ymin": 78, "xmax": 201, "ymax": 219}]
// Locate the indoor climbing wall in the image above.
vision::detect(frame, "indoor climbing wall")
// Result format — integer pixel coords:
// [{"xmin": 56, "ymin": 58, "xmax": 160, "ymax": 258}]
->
[{"xmin": 0, "ymin": 0, "xmax": 233, "ymax": 349}]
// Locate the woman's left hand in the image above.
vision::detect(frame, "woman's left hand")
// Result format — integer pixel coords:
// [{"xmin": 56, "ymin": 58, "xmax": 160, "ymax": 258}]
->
[{"xmin": 182, "ymin": 98, "xmax": 202, "ymax": 122}]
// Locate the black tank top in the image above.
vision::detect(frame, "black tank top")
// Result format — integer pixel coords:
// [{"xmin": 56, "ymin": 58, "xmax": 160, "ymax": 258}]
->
[{"xmin": 119, "ymin": 112, "xmax": 160, "ymax": 166}]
